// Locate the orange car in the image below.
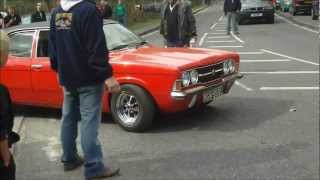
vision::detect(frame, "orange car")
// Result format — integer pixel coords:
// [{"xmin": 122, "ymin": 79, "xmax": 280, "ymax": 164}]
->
[{"xmin": 1, "ymin": 21, "xmax": 240, "ymax": 132}]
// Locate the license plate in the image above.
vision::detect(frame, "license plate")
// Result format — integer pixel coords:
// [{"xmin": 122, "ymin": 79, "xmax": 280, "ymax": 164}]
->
[
  {"xmin": 250, "ymin": 13, "xmax": 263, "ymax": 17},
  {"xmin": 203, "ymin": 86, "xmax": 224, "ymax": 103}
]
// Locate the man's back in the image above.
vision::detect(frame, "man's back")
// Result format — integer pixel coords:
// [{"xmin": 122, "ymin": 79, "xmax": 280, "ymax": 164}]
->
[{"xmin": 49, "ymin": 0, "xmax": 112, "ymax": 89}]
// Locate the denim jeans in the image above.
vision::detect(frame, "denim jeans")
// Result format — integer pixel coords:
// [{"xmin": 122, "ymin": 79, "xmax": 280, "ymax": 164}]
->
[
  {"xmin": 226, "ymin": 12, "xmax": 239, "ymax": 33},
  {"xmin": 61, "ymin": 83, "xmax": 106, "ymax": 178}
]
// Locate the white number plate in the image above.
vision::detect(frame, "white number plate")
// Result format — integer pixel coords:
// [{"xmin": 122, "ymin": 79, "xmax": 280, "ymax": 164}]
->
[
  {"xmin": 203, "ymin": 86, "xmax": 224, "ymax": 103},
  {"xmin": 250, "ymin": 13, "xmax": 263, "ymax": 17}
]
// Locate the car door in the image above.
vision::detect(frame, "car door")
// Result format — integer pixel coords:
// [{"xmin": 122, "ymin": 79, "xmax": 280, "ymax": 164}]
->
[
  {"xmin": 0, "ymin": 30, "xmax": 35, "ymax": 104},
  {"xmin": 30, "ymin": 29, "xmax": 62, "ymax": 107}
]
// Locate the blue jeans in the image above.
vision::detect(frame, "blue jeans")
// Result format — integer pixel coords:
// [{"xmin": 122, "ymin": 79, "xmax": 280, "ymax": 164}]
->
[
  {"xmin": 61, "ymin": 83, "xmax": 106, "ymax": 178},
  {"xmin": 226, "ymin": 12, "xmax": 239, "ymax": 33}
]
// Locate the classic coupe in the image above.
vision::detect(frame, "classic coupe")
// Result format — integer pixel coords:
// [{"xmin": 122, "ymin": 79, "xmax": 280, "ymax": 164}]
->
[{"xmin": 1, "ymin": 21, "xmax": 240, "ymax": 132}]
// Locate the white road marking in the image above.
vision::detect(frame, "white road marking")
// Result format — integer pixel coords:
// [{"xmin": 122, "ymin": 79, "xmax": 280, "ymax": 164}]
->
[
  {"xmin": 207, "ymin": 36, "xmax": 231, "ymax": 39},
  {"xmin": 241, "ymin": 59, "xmax": 291, "ymax": 62},
  {"xmin": 199, "ymin": 33, "xmax": 208, "ymax": 46},
  {"xmin": 210, "ymin": 23, "xmax": 218, "ymax": 30},
  {"xmin": 235, "ymin": 81, "xmax": 254, "ymax": 91},
  {"xmin": 216, "ymin": 29, "xmax": 227, "ymax": 32},
  {"xmin": 231, "ymin": 32, "xmax": 245, "ymax": 44},
  {"xmin": 261, "ymin": 49, "xmax": 319, "ymax": 66},
  {"xmin": 242, "ymin": 71, "xmax": 319, "ymax": 74},
  {"xmin": 219, "ymin": 15, "xmax": 224, "ymax": 21},
  {"xmin": 207, "ymin": 40, "xmax": 236, "ymax": 43},
  {"xmin": 275, "ymin": 14, "xmax": 318, "ymax": 34},
  {"xmin": 209, "ymin": 45, "xmax": 243, "ymax": 48},
  {"xmin": 208, "ymin": 32, "xmax": 227, "ymax": 35},
  {"xmin": 237, "ymin": 52, "xmax": 265, "ymax": 55},
  {"xmin": 141, "ymin": 30, "xmax": 159, "ymax": 38},
  {"xmin": 260, "ymin": 87, "xmax": 319, "ymax": 90}
]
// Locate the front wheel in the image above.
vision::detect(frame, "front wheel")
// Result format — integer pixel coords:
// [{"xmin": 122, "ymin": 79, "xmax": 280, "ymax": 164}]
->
[{"xmin": 110, "ymin": 84, "xmax": 156, "ymax": 132}]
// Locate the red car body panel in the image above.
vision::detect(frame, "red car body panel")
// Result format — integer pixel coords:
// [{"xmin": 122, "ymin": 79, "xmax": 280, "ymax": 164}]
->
[{"xmin": 1, "ymin": 28, "xmax": 240, "ymax": 114}]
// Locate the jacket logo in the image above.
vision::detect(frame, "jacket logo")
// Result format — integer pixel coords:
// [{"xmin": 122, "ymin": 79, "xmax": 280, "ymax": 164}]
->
[{"xmin": 55, "ymin": 13, "xmax": 73, "ymax": 30}]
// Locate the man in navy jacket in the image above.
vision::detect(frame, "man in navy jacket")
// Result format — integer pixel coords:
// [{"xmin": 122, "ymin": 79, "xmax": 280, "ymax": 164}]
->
[
  {"xmin": 224, "ymin": 0, "xmax": 241, "ymax": 35},
  {"xmin": 49, "ymin": 0, "xmax": 120, "ymax": 179}
]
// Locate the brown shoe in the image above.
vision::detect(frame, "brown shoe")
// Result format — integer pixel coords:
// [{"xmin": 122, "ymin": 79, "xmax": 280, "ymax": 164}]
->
[{"xmin": 87, "ymin": 167, "xmax": 120, "ymax": 179}]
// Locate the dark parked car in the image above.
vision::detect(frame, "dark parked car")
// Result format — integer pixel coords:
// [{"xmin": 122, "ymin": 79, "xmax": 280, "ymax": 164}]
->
[
  {"xmin": 239, "ymin": 0, "xmax": 275, "ymax": 24},
  {"xmin": 290, "ymin": 0, "xmax": 313, "ymax": 15},
  {"xmin": 311, "ymin": 0, "xmax": 319, "ymax": 20}
]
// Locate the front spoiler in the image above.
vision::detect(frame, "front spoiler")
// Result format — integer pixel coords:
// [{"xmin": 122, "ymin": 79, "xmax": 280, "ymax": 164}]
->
[{"xmin": 171, "ymin": 73, "xmax": 242, "ymax": 100}]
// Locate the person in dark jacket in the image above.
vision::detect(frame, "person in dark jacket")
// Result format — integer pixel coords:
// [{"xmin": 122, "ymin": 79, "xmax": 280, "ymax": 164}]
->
[
  {"xmin": 224, "ymin": 0, "xmax": 241, "ymax": 35},
  {"xmin": 142, "ymin": 0, "xmax": 197, "ymax": 47},
  {"xmin": 49, "ymin": 0, "xmax": 120, "ymax": 179},
  {"xmin": 31, "ymin": 2, "xmax": 47, "ymax": 23},
  {"xmin": 4, "ymin": 6, "xmax": 21, "ymax": 28},
  {"xmin": 0, "ymin": 30, "xmax": 17, "ymax": 180},
  {"xmin": 98, "ymin": 0, "xmax": 113, "ymax": 19}
]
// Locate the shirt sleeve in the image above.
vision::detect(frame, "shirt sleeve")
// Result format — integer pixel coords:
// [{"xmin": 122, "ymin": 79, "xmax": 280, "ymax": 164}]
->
[
  {"xmin": 82, "ymin": 7, "xmax": 113, "ymax": 81},
  {"xmin": 49, "ymin": 11, "xmax": 58, "ymax": 72}
]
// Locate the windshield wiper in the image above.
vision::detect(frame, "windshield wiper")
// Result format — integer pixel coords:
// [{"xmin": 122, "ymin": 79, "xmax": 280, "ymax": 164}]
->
[
  {"xmin": 110, "ymin": 44, "xmax": 129, "ymax": 51},
  {"xmin": 134, "ymin": 41, "xmax": 148, "ymax": 48}
]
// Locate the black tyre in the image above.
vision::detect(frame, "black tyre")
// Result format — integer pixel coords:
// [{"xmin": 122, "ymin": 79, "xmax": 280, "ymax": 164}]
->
[
  {"xmin": 110, "ymin": 84, "xmax": 155, "ymax": 132},
  {"xmin": 269, "ymin": 16, "xmax": 275, "ymax": 24}
]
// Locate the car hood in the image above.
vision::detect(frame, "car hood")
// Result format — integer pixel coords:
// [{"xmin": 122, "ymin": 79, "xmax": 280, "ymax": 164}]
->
[{"xmin": 110, "ymin": 46, "xmax": 239, "ymax": 73}]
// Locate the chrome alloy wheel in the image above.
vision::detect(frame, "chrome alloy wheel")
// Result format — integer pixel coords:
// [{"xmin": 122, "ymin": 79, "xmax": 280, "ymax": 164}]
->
[{"xmin": 116, "ymin": 92, "xmax": 141, "ymax": 125}]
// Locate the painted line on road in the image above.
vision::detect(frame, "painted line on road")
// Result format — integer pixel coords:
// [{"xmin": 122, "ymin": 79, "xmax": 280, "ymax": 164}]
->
[
  {"xmin": 199, "ymin": 33, "xmax": 208, "ymax": 47},
  {"xmin": 207, "ymin": 36, "xmax": 231, "ymax": 39},
  {"xmin": 237, "ymin": 52, "xmax": 265, "ymax": 55},
  {"xmin": 242, "ymin": 71, "xmax": 319, "ymax": 74},
  {"xmin": 207, "ymin": 40, "xmax": 236, "ymax": 43},
  {"xmin": 218, "ymin": 15, "xmax": 224, "ymax": 21},
  {"xmin": 210, "ymin": 23, "xmax": 218, "ymax": 30},
  {"xmin": 241, "ymin": 59, "xmax": 291, "ymax": 62},
  {"xmin": 261, "ymin": 49, "xmax": 319, "ymax": 66},
  {"xmin": 231, "ymin": 32, "xmax": 245, "ymax": 44},
  {"xmin": 215, "ymin": 29, "xmax": 227, "ymax": 32},
  {"xmin": 208, "ymin": 32, "xmax": 227, "ymax": 35},
  {"xmin": 209, "ymin": 45, "xmax": 243, "ymax": 48},
  {"xmin": 141, "ymin": 30, "xmax": 159, "ymax": 38},
  {"xmin": 260, "ymin": 87, "xmax": 319, "ymax": 90},
  {"xmin": 275, "ymin": 14, "xmax": 318, "ymax": 34},
  {"xmin": 235, "ymin": 81, "xmax": 254, "ymax": 91}
]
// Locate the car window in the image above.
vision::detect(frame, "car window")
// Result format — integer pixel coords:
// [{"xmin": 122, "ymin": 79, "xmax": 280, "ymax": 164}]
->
[
  {"xmin": 37, "ymin": 30, "xmax": 49, "ymax": 57},
  {"xmin": 103, "ymin": 23, "xmax": 145, "ymax": 50},
  {"xmin": 9, "ymin": 31, "xmax": 35, "ymax": 57}
]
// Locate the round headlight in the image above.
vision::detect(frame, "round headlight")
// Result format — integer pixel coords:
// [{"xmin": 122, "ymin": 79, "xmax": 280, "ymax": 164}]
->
[
  {"xmin": 190, "ymin": 70, "xmax": 199, "ymax": 84},
  {"xmin": 228, "ymin": 60, "xmax": 235, "ymax": 73},
  {"xmin": 182, "ymin": 71, "xmax": 191, "ymax": 87},
  {"xmin": 223, "ymin": 61, "xmax": 230, "ymax": 74}
]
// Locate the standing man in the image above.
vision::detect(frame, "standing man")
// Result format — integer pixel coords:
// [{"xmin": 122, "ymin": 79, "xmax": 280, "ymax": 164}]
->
[
  {"xmin": 0, "ymin": 30, "xmax": 20, "ymax": 180},
  {"xmin": 115, "ymin": 0, "xmax": 126, "ymax": 25},
  {"xmin": 31, "ymin": 2, "xmax": 47, "ymax": 23},
  {"xmin": 4, "ymin": 6, "xmax": 21, "ymax": 28},
  {"xmin": 224, "ymin": 0, "xmax": 241, "ymax": 35},
  {"xmin": 49, "ymin": 0, "xmax": 120, "ymax": 179},
  {"xmin": 98, "ymin": 0, "xmax": 113, "ymax": 19},
  {"xmin": 142, "ymin": 0, "xmax": 197, "ymax": 47}
]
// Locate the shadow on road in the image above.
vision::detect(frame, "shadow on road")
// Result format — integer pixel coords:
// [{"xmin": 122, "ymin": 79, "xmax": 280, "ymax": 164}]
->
[{"xmin": 149, "ymin": 96, "xmax": 294, "ymax": 133}]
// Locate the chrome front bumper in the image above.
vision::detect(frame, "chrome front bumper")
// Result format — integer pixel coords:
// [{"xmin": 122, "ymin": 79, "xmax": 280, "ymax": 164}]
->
[{"xmin": 171, "ymin": 73, "xmax": 241, "ymax": 100}]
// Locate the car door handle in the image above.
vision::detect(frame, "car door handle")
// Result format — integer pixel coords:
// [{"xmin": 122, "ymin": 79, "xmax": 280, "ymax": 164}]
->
[{"xmin": 31, "ymin": 64, "xmax": 44, "ymax": 69}]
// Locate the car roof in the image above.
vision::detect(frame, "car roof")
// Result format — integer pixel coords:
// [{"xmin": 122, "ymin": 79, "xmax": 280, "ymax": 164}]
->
[{"xmin": 5, "ymin": 19, "xmax": 118, "ymax": 34}]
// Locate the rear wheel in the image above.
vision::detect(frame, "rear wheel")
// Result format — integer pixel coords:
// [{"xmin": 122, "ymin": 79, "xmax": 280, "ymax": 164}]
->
[{"xmin": 110, "ymin": 84, "xmax": 155, "ymax": 132}]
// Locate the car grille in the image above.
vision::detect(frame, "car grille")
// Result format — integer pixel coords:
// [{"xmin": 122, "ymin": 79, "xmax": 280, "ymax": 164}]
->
[
  {"xmin": 249, "ymin": 7, "xmax": 265, "ymax": 11},
  {"xmin": 197, "ymin": 63, "xmax": 224, "ymax": 84}
]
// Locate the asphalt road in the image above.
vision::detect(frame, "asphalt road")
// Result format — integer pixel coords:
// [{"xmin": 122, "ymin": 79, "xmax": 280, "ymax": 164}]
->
[{"xmin": 13, "ymin": 2, "xmax": 319, "ymax": 180}]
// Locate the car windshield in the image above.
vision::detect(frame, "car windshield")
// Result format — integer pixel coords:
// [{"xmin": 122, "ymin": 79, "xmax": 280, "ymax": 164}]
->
[
  {"xmin": 241, "ymin": 0, "xmax": 271, "ymax": 6},
  {"xmin": 103, "ymin": 23, "xmax": 146, "ymax": 51}
]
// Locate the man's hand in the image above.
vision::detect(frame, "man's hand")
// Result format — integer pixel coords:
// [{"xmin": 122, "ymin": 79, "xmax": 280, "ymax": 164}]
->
[
  {"xmin": 0, "ymin": 139, "xmax": 11, "ymax": 167},
  {"xmin": 105, "ymin": 77, "xmax": 121, "ymax": 93}
]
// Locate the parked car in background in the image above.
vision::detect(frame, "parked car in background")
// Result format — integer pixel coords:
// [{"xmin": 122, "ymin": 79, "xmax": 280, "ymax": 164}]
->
[
  {"xmin": 311, "ymin": 0, "xmax": 319, "ymax": 20},
  {"xmin": 2, "ymin": 21, "xmax": 241, "ymax": 132},
  {"xmin": 280, "ymin": 0, "xmax": 292, "ymax": 12},
  {"xmin": 290, "ymin": 0, "xmax": 313, "ymax": 15},
  {"xmin": 239, "ymin": 0, "xmax": 275, "ymax": 24}
]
